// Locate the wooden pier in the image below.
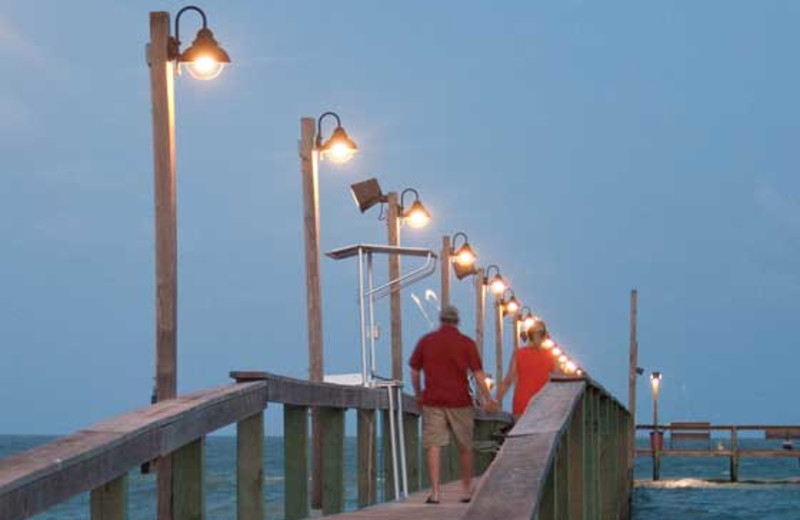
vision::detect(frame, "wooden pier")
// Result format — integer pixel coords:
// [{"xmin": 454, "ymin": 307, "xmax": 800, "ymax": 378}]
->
[
  {"xmin": 0, "ymin": 373, "xmax": 631, "ymax": 520},
  {"xmin": 636, "ymin": 423, "xmax": 800, "ymax": 481}
]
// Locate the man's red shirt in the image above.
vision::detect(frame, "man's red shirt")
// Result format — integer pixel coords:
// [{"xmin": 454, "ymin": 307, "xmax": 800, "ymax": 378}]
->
[{"xmin": 409, "ymin": 325, "xmax": 483, "ymax": 407}]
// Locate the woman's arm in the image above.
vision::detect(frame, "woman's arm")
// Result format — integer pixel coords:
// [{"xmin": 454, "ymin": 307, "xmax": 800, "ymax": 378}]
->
[{"xmin": 496, "ymin": 351, "xmax": 517, "ymax": 403}]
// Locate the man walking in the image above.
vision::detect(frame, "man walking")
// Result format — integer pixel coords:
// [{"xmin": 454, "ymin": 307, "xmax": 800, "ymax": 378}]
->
[{"xmin": 409, "ymin": 305, "xmax": 497, "ymax": 504}]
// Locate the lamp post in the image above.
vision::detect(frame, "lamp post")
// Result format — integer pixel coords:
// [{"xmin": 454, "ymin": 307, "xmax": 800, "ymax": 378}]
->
[
  {"xmin": 147, "ymin": 6, "xmax": 230, "ymax": 520},
  {"xmin": 439, "ymin": 231, "xmax": 478, "ymax": 308},
  {"xmin": 650, "ymin": 371, "xmax": 663, "ymax": 480},
  {"xmin": 299, "ymin": 111, "xmax": 357, "ymax": 509},
  {"xmin": 484, "ymin": 265, "xmax": 507, "ymax": 388},
  {"xmin": 349, "ymin": 180, "xmax": 431, "ymax": 380}
]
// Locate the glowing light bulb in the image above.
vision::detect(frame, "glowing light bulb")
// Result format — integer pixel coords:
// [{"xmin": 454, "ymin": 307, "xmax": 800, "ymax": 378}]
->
[
  {"xmin": 523, "ymin": 315, "xmax": 536, "ymax": 330},
  {"xmin": 484, "ymin": 376, "xmax": 495, "ymax": 391},
  {"xmin": 558, "ymin": 355, "xmax": 568, "ymax": 364},
  {"xmin": 326, "ymin": 142, "xmax": 356, "ymax": 163},
  {"xmin": 542, "ymin": 338, "xmax": 555, "ymax": 349},
  {"xmin": 185, "ymin": 56, "xmax": 225, "ymax": 80},
  {"xmin": 456, "ymin": 249, "xmax": 476, "ymax": 266},
  {"xmin": 565, "ymin": 361, "xmax": 577, "ymax": 373},
  {"xmin": 489, "ymin": 277, "xmax": 506, "ymax": 295},
  {"xmin": 576, "ymin": 369, "xmax": 584, "ymax": 376},
  {"xmin": 404, "ymin": 200, "xmax": 431, "ymax": 228},
  {"xmin": 552, "ymin": 347, "xmax": 562, "ymax": 356},
  {"xmin": 505, "ymin": 298, "xmax": 520, "ymax": 314}
]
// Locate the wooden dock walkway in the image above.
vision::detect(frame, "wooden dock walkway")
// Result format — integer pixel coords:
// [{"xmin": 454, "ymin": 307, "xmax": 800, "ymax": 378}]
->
[
  {"xmin": 326, "ymin": 480, "xmax": 474, "ymax": 520},
  {"xmin": 0, "ymin": 372, "xmax": 632, "ymax": 520}
]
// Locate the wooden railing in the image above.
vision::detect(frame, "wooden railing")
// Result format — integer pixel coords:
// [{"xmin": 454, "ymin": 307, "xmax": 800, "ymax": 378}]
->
[
  {"xmin": 0, "ymin": 371, "xmax": 511, "ymax": 520},
  {"xmin": 635, "ymin": 424, "xmax": 800, "ymax": 481},
  {"xmin": 464, "ymin": 376, "xmax": 632, "ymax": 520}
]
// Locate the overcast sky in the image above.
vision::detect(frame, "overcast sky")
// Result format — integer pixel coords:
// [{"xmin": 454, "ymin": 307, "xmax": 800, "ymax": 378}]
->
[{"xmin": 2, "ymin": 1, "xmax": 799, "ymax": 434}]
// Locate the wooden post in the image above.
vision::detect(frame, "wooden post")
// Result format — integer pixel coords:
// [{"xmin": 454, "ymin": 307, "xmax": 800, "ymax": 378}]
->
[
  {"xmin": 357, "ymin": 409, "xmax": 377, "ymax": 507},
  {"xmin": 494, "ymin": 300, "xmax": 503, "ymax": 395},
  {"xmin": 441, "ymin": 235, "xmax": 451, "ymax": 307},
  {"xmin": 284, "ymin": 405, "xmax": 309, "ymax": 520},
  {"xmin": 320, "ymin": 408, "xmax": 345, "ymax": 515},
  {"xmin": 90, "ymin": 475, "xmax": 127, "ymax": 520},
  {"xmin": 730, "ymin": 427, "xmax": 739, "ymax": 482},
  {"xmin": 387, "ymin": 192, "xmax": 403, "ymax": 381},
  {"xmin": 628, "ymin": 289, "xmax": 638, "ymax": 495},
  {"xmin": 404, "ymin": 413, "xmax": 421, "ymax": 492},
  {"xmin": 382, "ymin": 410, "xmax": 395, "ymax": 501},
  {"xmin": 554, "ymin": 441, "xmax": 569, "ymax": 520},
  {"xmin": 513, "ymin": 318, "xmax": 521, "ymax": 351},
  {"xmin": 567, "ymin": 399, "xmax": 585, "ymax": 520},
  {"xmin": 653, "ymin": 387, "xmax": 660, "ymax": 481},
  {"xmin": 172, "ymin": 438, "xmax": 204, "ymax": 520},
  {"xmin": 236, "ymin": 412, "xmax": 263, "ymax": 520},
  {"xmin": 475, "ymin": 268, "xmax": 485, "ymax": 360},
  {"xmin": 148, "ymin": 13, "xmax": 177, "ymax": 520},
  {"xmin": 299, "ymin": 116, "xmax": 325, "ymax": 509}
]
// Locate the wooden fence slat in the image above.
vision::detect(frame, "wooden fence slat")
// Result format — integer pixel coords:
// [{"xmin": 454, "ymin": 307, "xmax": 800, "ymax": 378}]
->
[
  {"xmin": 382, "ymin": 410, "xmax": 395, "ymax": 502},
  {"xmin": 90, "ymin": 475, "xmax": 127, "ymax": 520},
  {"xmin": 283, "ymin": 405, "xmax": 308, "ymax": 520},
  {"xmin": 567, "ymin": 399, "xmax": 584, "ymax": 520},
  {"xmin": 320, "ymin": 408, "xmax": 345, "ymax": 515},
  {"xmin": 172, "ymin": 438, "xmax": 204, "ymax": 520},
  {"xmin": 357, "ymin": 409, "xmax": 377, "ymax": 507},
  {"xmin": 236, "ymin": 412, "xmax": 263, "ymax": 520},
  {"xmin": 404, "ymin": 413, "xmax": 420, "ymax": 493}
]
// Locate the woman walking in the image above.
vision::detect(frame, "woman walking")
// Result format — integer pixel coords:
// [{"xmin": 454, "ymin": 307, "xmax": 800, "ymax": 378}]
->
[{"xmin": 497, "ymin": 320, "xmax": 556, "ymax": 419}]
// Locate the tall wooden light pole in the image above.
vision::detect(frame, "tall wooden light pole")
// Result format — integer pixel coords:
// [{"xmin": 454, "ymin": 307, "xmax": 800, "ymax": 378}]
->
[
  {"xmin": 628, "ymin": 289, "xmax": 638, "ymax": 493},
  {"xmin": 148, "ymin": 7, "xmax": 231, "ymax": 519},
  {"xmin": 386, "ymin": 192, "xmax": 403, "ymax": 381},
  {"xmin": 298, "ymin": 112, "xmax": 358, "ymax": 509},
  {"xmin": 148, "ymin": 14, "xmax": 177, "ymax": 519},
  {"xmin": 475, "ymin": 268, "xmax": 486, "ymax": 360},
  {"xmin": 440, "ymin": 235, "xmax": 451, "ymax": 308}
]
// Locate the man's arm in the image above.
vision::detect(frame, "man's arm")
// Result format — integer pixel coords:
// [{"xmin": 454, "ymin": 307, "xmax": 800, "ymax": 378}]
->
[
  {"xmin": 411, "ymin": 368, "xmax": 423, "ymax": 406},
  {"xmin": 473, "ymin": 369, "xmax": 499, "ymax": 412}
]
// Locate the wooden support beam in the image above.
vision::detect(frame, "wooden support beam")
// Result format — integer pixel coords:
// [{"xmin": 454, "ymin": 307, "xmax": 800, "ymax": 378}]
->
[
  {"xmin": 320, "ymin": 408, "xmax": 345, "ymax": 515},
  {"xmin": 90, "ymin": 475, "xmax": 127, "ymax": 520},
  {"xmin": 387, "ymin": 192, "xmax": 404, "ymax": 381},
  {"xmin": 475, "ymin": 267, "xmax": 486, "ymax": 360},
  {"xmin": 382, "ymin": 410, "xmax": 396, "ymax": 502},
  {"xmin": 554, "ymin": 442, "xmax": 568, "ymax": 520},
  {"xmin": 404, "ymin": 413, "xmax": 421, "ymax": 493},
  {"xmin": 357, "ymin": 410, "xmax": 377, "ymax": 507},
  {"xmin": 567, "ymin": 400, "xmax": 584, "ymax": 520},
  {"xmin": 172, "ymin": 438, "xmax": 204, "ymax": 520},
  {"xmin": 236, "ymin": 412, "xmax": 263, "ymax": 520},
  {"xmin": 283, "ymin": 405, "xmax": 308, "ymax": 520},
  {"xmin": 441, "ymin": 235, "xmax": 451, "ymax": 307},
  {"xmin": 730, "ymin": 427, "xmax": 739, "ymax": 482}
]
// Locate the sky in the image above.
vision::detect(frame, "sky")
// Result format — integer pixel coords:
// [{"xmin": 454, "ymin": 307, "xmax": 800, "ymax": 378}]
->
[{"xmin": 1, "ymin": 1, "xmax": 799, "ymax": 435}]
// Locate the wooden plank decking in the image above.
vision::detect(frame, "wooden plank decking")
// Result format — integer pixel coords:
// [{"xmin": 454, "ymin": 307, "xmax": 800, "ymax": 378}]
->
[{"xmin": 324, "ymin": 480, "xmax": 474, "ymax": 520}]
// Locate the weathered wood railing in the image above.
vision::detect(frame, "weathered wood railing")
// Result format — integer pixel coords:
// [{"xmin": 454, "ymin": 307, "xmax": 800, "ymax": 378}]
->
[
  {"xmin": 0, "ymin": 371, "xmax": 511, "ymax": 520},
  {"xmin": 635, "ymin": 423, "xmax": 800, "ymax": 481},
  {"xmin": 464, "ymin": 376, "xmax": 631, "ymax": 520}
]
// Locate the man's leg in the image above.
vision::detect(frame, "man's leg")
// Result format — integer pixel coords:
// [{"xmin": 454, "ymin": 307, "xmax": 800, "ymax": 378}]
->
[
  {"xmin": 458, "ymin": 443, "xmax": 473, "ymax": 495},
  {"xmin": 426, "ymin": 446, "xmax": 442, "ymax": 500},
  {"xmin": 422, "ymin": 407, "xmax": 448, "ymax": 502},
  {"xmin": 446, "ymin": 407, "xmax": 476, "ymax": 499}
]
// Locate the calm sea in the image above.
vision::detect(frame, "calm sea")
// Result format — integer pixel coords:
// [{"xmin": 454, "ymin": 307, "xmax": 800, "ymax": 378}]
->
[{"xmin": 2, "ymin": 435, "xmax": 799, "ymax": 519}]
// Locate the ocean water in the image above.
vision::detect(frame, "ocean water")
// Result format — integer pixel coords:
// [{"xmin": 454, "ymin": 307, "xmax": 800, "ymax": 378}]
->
[
  {"xmin": 633, "ymin": 438, "xmax": 800, "ymax": 520},
  {"xmin": 2, "ymin": 435, "xmax": 799, "ymax": 519}
]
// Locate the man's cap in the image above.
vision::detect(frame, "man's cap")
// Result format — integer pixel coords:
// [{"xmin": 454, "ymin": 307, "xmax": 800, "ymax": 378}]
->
[{"xmin": 440, "ymin": 305, "xmax": 460, "ymax": 323}]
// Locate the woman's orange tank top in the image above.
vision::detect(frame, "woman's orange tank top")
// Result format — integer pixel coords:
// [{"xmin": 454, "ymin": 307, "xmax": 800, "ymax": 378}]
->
[{"xmin": 512, "ymin": 347, "xmax": 555, "ymax": 416}]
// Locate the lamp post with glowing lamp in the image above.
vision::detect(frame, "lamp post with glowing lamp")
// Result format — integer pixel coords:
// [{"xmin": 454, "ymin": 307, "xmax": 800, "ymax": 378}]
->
[
  {"xmin": 440, "ymin": 231, "xmax": 478, "ymax": 307},
  {"xmin": 349, "ymin": 179, "xmax": 431, "ymax": 380},
  {"xmin": 298, "ymin": 110, "xmax": 357, "ymax": 509},
  {"xmin": 650, "ymin": 371, "xmax": 663, "ymax": 480},
  {"xmin": 147, "ymin": 6, "xmax": 230, "ymax": 519}
]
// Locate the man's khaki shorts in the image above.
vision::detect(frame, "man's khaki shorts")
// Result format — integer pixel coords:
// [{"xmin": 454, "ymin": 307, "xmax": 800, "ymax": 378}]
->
[{"xmin": 422, "ymin": 406, "xmax": 475, "ymax": 449}]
